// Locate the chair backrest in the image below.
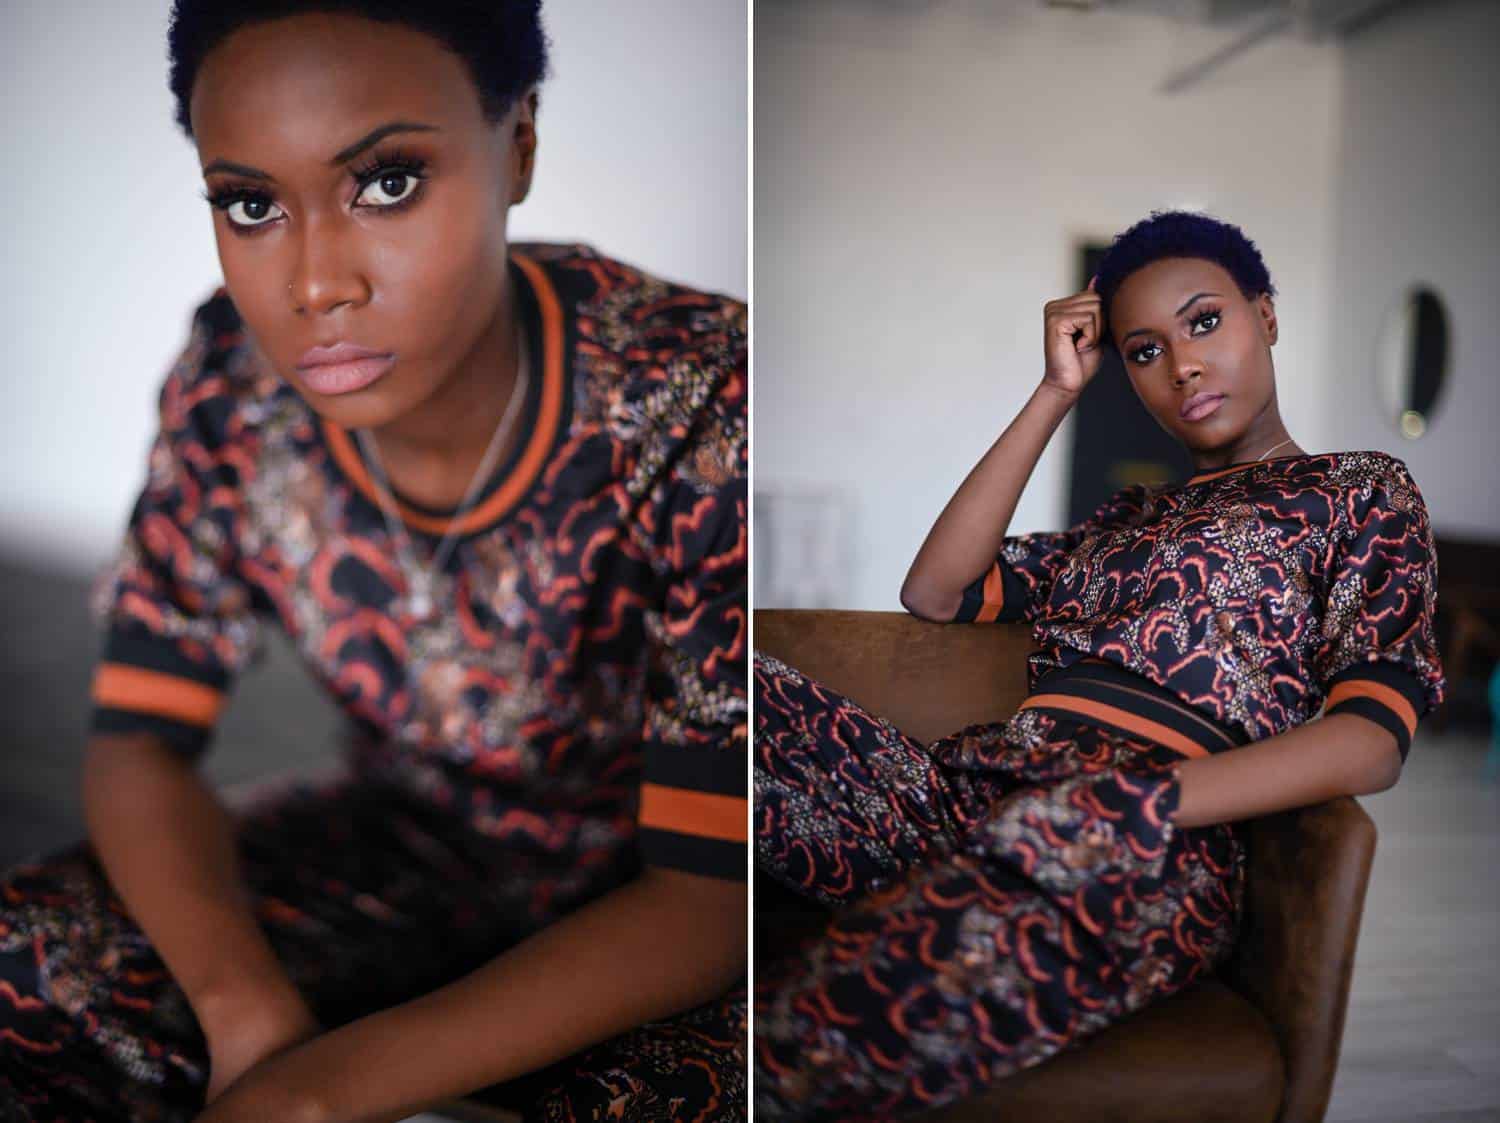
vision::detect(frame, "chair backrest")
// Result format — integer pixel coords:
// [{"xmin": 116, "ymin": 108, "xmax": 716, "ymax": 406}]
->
[{"xmin": 755, "ymin": 609, "xmax": 1377, "ymax": 1123}]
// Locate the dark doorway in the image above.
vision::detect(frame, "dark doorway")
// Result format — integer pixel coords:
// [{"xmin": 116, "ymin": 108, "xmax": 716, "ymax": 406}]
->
[{"xmin": 1065, "ymin": 243, "xmax": 1194, "ymax": 526}]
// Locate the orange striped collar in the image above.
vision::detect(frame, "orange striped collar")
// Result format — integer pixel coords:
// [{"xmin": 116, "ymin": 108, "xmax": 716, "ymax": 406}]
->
[{"xmin": 320, "ymin": 251, "xmax": 567, "ymax": 537}]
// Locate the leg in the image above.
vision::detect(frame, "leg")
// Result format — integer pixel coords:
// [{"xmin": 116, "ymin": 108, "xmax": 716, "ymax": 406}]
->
[
  {"xmin": 514, "ymin": 979, "xmax": 746, "ymax": 1123},
  {"xmin": 754, "ymin": 743, "xmax": 1244, "ymax": 1120},
  {"xmin": 754, "ymin": 652, "xmax": 999, "ymax": 907},
  {"xmin": 0, "ymin": 770, "xmax": 562, "ymax": 1122}
]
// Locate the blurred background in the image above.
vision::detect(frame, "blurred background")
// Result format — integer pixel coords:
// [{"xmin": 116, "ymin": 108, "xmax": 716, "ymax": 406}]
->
[
  {"xmin": 754, "ymin": 1, "xmax": 1497, "ymax": 1119},
  {"xmin": 0, "ymin": 1, "xmax": 746, "ymax": 865}
]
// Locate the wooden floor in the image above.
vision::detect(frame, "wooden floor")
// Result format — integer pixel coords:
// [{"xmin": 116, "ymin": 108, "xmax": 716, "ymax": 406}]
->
[
  {"xmin": 1326, "ymin": 729, "xmax": 1500, "ymax": 1122},
  {"xmin": 3, "ymin": 555, "xmax": 1496, "ymax": 1121}
]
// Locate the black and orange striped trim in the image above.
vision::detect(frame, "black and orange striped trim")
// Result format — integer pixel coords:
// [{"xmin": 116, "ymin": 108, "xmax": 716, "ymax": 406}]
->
[
  {"xmin": 88, "ymin": 630, "xmax": 230, "ymax": 757},
  {"xmin": 1322, "ymin": 660, "xmax": 1425, "ymax": 761},
  {"xmin": 320, "ymin": 251, "xmax": 569, "ymax": 538},
  {"xmin": 637, "ymin": 745, "xmax": 746, "ymax": 880},
  {"xmin": 954, "ymin": 559, "xmax": 1029, "ymax": 624},
  {"xmin": 1020, "ymin": 658, "xmax": 1248, "ymax": 760}
]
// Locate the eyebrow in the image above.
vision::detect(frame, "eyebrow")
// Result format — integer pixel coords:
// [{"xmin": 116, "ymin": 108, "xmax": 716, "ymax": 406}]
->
[
  {"xmin": 200, "ymin": 120, "xmax": 441, "ymax": 181},
  {"xmin": 1121, "ymin": 291, "xmax": 1222, "ymax": 342}
]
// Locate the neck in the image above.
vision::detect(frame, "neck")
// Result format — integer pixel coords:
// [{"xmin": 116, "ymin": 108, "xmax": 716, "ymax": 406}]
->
[
  {"xmin": 367, "ymin": 272, "xmax": 524, "ymax": 510},
  {"xmin": 1189, "ymin": 400, "xmax": 1299, "ymax": 476}
]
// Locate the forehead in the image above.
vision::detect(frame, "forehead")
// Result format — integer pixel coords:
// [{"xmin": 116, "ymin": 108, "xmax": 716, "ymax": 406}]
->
[
  {"xmin": 190, "ymin": 12, "xmax": 482, "ymax": 160},
  {"xmin": 1111, "ymin": 257, "xmax": 1238, "ymax": 325}
]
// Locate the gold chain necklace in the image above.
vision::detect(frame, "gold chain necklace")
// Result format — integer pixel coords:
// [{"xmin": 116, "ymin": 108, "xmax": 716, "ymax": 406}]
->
[
  {"xmin": 1255, "ymin": 437, "xmax": 1296, "ymax": 460},
  {"xmin": 356, "ymin": 324, "xmax": 530, "ymax": 621}
]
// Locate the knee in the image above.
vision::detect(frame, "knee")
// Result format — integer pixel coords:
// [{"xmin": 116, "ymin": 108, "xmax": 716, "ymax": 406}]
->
[{"xmin": 524, "ymin": 994, "xmax": 746, "ymax": 1122}]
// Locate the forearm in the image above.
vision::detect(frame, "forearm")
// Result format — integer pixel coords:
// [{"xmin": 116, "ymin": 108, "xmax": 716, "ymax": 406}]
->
[
  {"xmin": 901, "ymin": 379, "xmax": 1076, "ymax": 621},
  {"xmin": 248, "ymin": 866, "xmax": 746, "ymax": 1123},
  {"xmin": 1171, "ymin": 713, "xmax": 1402, "ymax": 829},
  {"xmin": 82, "ymin": 734, "xmax": 303, "ymax": 1019}
]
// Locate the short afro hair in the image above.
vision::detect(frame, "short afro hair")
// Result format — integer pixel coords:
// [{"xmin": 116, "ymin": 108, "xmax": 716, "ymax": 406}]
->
[
  {"xmin": 167, "ymin": 0, "xmax": 549, "ymax": 139},
  {"xmin": 1094, "ymin": 210, "xmax": 1276, "ymax": 339}
]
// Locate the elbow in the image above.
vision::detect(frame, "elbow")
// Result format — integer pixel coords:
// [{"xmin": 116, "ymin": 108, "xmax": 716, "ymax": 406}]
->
[
  {"xmin": 1357, "ymin": 739, "xmax": 1405, "ymax": 795},
  {"xmin": 899, "ymin": 575, "xmax": 957, "ymax": 624}
]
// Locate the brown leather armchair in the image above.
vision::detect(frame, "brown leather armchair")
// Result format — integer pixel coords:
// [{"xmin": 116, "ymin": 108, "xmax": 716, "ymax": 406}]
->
[{"xmin": 753, "ymin": 609, "xmax": 1378, "ymax": 1123}]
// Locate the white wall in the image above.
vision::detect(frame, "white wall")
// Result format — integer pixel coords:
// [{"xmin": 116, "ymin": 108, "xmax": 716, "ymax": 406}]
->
[
  {"xmin": 1324, "ymin": 0, "xmax": 1500, "ymax": 537},
  {"xmin": 755, "ymin": 0, "xmax": 1342, "ymax": 610},
  {"xmin": 0, "ymin": 0, "xmax": 747, "ymax": 576}
]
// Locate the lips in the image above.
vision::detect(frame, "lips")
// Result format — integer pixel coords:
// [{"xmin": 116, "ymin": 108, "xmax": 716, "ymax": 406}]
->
[
  {"xmin": 1180, "ymin": 392, "xmax": 1225, "ymax": 422},
  {"xmin": 295, "ymin": 342, "xmax": 395, "ymax": 396}
]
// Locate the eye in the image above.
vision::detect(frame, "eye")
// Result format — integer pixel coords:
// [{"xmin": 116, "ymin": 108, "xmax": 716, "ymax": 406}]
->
[
  {"xmin": 204, "ymin": 189, "xmax": 285, "ymax": 230},
  {"xmin": 1191, "ymin": 309, "xmax": 1221, "ymax": 334},
  {"xmin": 354, "ymin": 168, "xmax": 422, "ymax": 208},
  {"xmin": 349, "ymin": 151, "xmax": 429, "ymax": 211},
  {"xmin": 1130, "ymin": 342, "xmax": 1161, "ymax": 365}
]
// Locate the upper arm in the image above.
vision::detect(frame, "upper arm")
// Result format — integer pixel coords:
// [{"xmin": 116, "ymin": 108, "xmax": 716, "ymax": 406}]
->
[
  {"xmin": 88, "ymin": 301, "xmax": 261, "ymax": 762},
  {"xmin": 633, "ymin": 327, "xmax": 747, "ymax": 883},
  {"xmin": 1314, "ymin": 460, "xmax": 1446, "ymax": 765},
  {"xmin": 952, "ymin": 484, "xmax": 1151, "ymax": 625}
]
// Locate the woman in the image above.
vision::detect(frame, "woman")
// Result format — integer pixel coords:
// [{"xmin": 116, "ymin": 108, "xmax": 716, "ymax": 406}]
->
[
  {"xmin": 753, "ymin": 210, "xmax": 1444, "ymax": 1119},
  {"xmin": 0, "ymin": 4, "xmax": 746, "ymax": 1121}
]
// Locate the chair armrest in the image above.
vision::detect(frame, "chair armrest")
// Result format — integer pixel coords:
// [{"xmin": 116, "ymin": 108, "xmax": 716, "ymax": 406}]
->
[
  {"xmin": 1223, "ymin": 798, "xmax": 1377, "ymax": 1123},
  {"xmin": 754, "ymin": 609, "xmax": 1033, "ymax": 743}
]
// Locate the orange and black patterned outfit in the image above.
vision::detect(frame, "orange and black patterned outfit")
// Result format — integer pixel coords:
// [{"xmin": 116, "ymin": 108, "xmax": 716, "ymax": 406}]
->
[
  {"xmin": 1, "ymin": 244, "xmax": 747, "ymax": 1122},
  {"xmin": 754, "ymin": 451, "xmax": 1445, "ymax": 1120}
]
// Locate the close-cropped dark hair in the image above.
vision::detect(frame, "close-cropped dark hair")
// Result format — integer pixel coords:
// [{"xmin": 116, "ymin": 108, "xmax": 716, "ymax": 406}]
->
[
  {"xmin": 167, "ymin": 0, "xmax": 549, "ymax": 139},
  {"xmin": 1094, "ymin": 210, "xmax": 1277, "ymax": 340}
]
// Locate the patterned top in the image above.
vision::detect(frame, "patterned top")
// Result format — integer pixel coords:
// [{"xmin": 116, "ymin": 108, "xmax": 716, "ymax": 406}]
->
[
  {"xmin": 955, "ymin": 451, "xmax": 1446, "ymax": 760},
  {"xmin": 88, "ymin": 243, "xmax": 748, "ymax": 882}
]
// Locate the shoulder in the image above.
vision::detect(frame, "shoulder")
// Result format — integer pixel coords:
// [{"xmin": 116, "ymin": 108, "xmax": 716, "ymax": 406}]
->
[
  {"xmin": 1321, "ymin": 450, "xmax": 1432, "ymax": 530},
  {"xmin": 1087, "ymin": 481, "xmax": 1162, "ymax": 526},
  {"xmin": 511, "ymin": 240, "xmax": 745, "ymax": 356},
  {"xmin": 157, "ymin": 287, "xmax": 286, "ymax": 446},
  {"xmin": 518, "ymin": 242, "xmax": 746, "ymax": 498}
]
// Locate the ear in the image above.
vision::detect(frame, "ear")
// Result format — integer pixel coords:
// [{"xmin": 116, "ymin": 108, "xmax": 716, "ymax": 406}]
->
[
  {"xmin": 1256, "ymin": 292, "xmax": 1278, "ymax": 346},
  {"xmin": 509, "ymin": 89, "xmax": 540, "ymax": 206}
]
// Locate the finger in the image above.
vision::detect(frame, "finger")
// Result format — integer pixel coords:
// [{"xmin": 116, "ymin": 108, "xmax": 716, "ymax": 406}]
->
[
  {"xmin": 1060, "ymin": 305, "xmax": 1098, "ymax": 336},
  {"xmin": 1087, "ymin": 274, "xmax": 1098, "ymax": 292}
]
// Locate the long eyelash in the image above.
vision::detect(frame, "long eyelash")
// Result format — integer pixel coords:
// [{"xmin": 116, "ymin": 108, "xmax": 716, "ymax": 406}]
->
[
  {"xmin": 1130, "ymin": 306, "xmax": 1222, "ymax": 363},
  {"xmin": 201, "ymin": 184, "xmax": 270, "ymax": 210},
  {"xmin": 349, "ymin": 148, "xmax": 429, "ymax": 187},
  {"xmin": 200, "ymin": 150, "xmax": 430, "ymax": 233}
]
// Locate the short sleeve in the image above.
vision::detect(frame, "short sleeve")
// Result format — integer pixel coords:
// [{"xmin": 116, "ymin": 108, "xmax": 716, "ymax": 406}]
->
[
  {"xmin": 1314, "ymin": 462, "xmax": 1446, "ymax": 761},
  {"xmin": 87, "ymin": 301, "xmax": 262, "ymax": 760},
  {"xmin": 954, "ymin": 484, "xmax": 1150, "ymax": 625},
  {"xmin": 634, "ymin": 368, "xmax": 748, "ymax": 881}
]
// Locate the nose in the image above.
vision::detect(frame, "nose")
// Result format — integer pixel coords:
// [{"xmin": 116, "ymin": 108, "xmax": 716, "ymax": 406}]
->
[
  {"xmin": 1170, "ymin": 350, "xmax": 1203, "ymax": 389},
  {"xmin": 287, "ymin": 215, "xmax": 369, "ymax": 316}
]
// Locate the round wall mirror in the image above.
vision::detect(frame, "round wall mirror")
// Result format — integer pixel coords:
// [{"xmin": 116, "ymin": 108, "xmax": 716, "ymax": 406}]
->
[{"xmin": 1375, "ymin": 285, "xmax": 1449, "ymax": 439}]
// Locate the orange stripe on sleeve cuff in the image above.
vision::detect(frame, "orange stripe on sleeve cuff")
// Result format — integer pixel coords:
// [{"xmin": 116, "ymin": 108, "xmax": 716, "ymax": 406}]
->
[
  {"xmin": 91, "ymin": 664, "xmax": 224, "ymax": 729},
  {"xmin": 638, "ymin": 783, "xmax": 747, "ymax": 843},
  {"xmin": 1325, "ymin": 679, "xmax": 1418, "ymax": 741},
  {"xmin": 974, "ymin": 563, "xmax": 1006, "ymax": 624}
]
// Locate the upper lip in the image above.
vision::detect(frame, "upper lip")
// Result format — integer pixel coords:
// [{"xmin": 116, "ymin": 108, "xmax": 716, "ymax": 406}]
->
[
  {"xmin": 1180, "ymin": 390, "xmax": 1224, "ymax": 419},
  {"xmin": 296, "ymin": 341, "xmax": 391, "ymax": 369}
]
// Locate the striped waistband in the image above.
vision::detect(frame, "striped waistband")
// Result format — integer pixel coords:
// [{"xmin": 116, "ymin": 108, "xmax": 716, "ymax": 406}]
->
[{"xmin": 1019, "ymin": 658, "xmax": 1248, "ymax": 759}]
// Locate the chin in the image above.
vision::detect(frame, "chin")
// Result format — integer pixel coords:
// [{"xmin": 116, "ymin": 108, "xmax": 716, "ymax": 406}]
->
[{"xmin": 283, "ymin": 375, "xmax": 416, "ymax": 431}]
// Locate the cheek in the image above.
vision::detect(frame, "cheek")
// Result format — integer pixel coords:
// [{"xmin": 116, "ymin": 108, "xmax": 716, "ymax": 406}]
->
[{"xmin": 381, "ymin": 196, "xmax": 509, "ymax": 356}]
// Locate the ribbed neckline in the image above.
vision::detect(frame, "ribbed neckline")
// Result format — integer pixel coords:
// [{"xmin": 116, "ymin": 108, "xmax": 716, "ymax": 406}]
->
[
  {"xmin": 1185, "ymin": 451, "xmax": 1321, "ymax": 485},
  {"xmin": 319, "ymin": 251, "xmax": 569, "ymax": 538}
]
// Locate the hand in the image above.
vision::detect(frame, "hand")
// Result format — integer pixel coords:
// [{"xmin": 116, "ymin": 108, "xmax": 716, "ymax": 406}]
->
[
  {"xmin": 197, "ymin": 981, "xmax": 322, "ymax": 1105},
  {"xmin": 1041, "ymin": 275, "xmax": 1107, "ymax": 400}
]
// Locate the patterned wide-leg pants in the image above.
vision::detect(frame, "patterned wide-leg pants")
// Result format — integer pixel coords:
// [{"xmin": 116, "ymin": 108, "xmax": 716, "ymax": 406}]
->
[
  {"xmin": 0, "ymin": 765, "xmax": 745, "ymax": 1122},
  {"xmin": 753, "ymin": 651, "xmax": 1244, "ymax": 1121}
]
